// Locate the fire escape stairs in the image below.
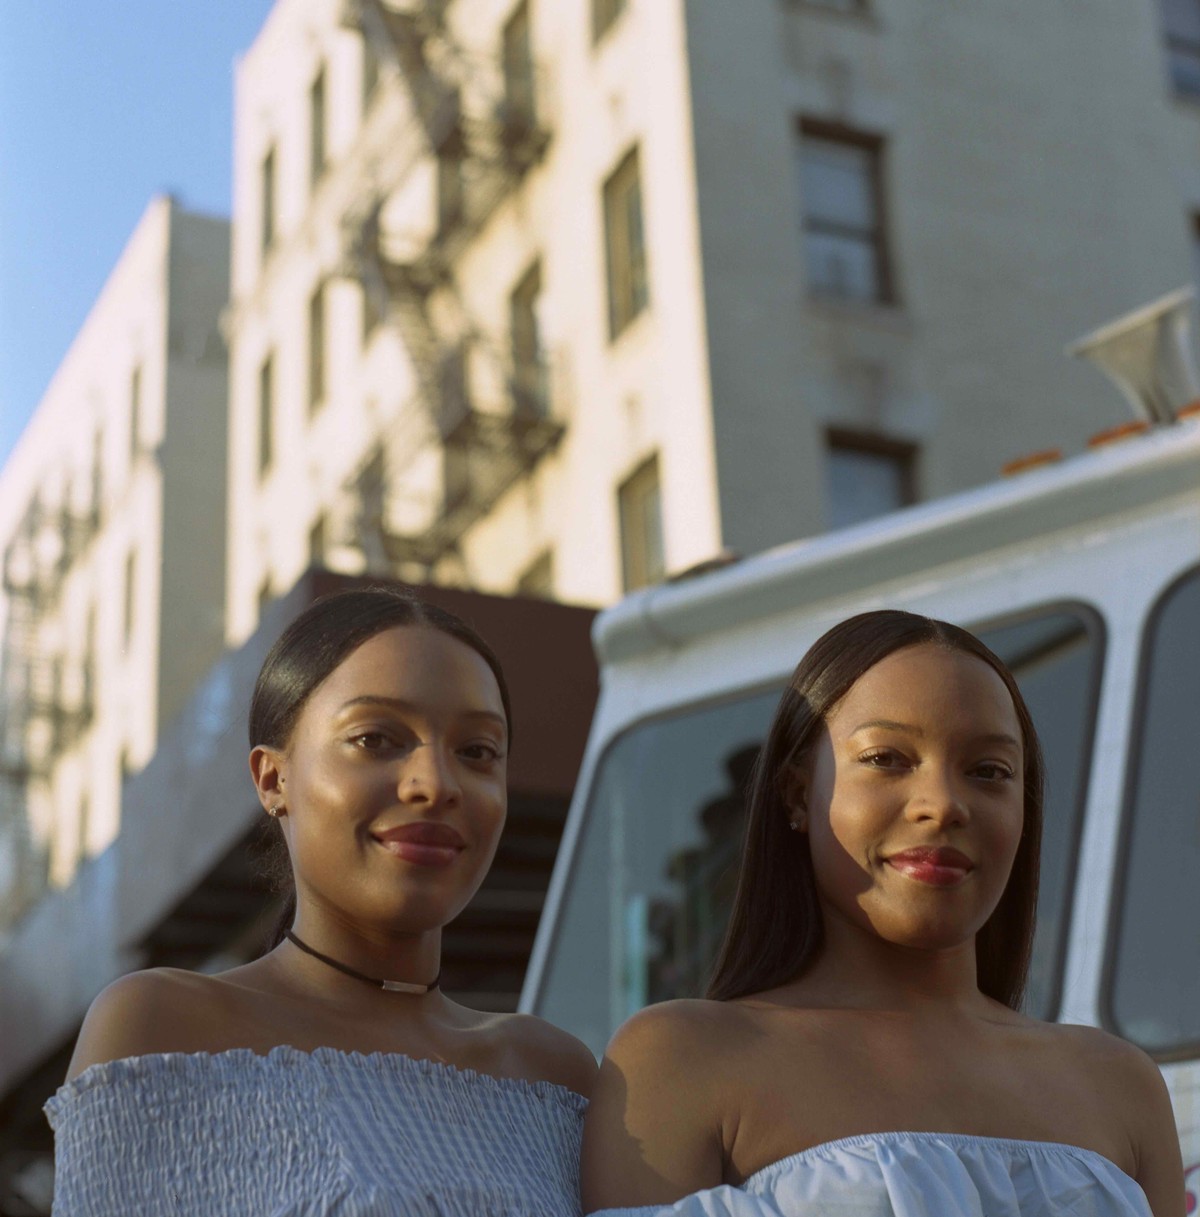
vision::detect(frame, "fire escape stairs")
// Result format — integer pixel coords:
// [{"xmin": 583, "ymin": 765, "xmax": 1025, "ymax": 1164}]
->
[{"xmin": 338, "ymin": 0, "xmax": 560, "ymax": 577}]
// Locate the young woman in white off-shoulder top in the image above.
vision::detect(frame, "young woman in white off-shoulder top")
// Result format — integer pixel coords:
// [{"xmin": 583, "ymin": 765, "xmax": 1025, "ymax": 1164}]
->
[
  {"xmin": 581, "ymin": 610, "xmax": 1183, "ymax": 1217},
  {"xmin": 48, "ymin": 588, "xmax": 595, "ymax": 1216}
]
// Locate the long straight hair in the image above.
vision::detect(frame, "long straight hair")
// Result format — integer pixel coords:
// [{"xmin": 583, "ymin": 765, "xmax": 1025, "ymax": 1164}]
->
[{"xmin": 706, "ymin": 610, "xmax": 1044, "ymax": 1010}]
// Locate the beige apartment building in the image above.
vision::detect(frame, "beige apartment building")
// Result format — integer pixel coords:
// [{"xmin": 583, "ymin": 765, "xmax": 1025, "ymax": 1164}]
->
[
  {"xmin": 224, "ymin": 0, "xmax": 1200, "ymax": 641},
  {"xmin": 0, "ymin": 197, "xmax": 229, "ymax": 928}
]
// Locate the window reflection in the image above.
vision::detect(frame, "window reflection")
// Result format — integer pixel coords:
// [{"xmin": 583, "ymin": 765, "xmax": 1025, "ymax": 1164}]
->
[
  {"xmin": 536, "ymin": 608, "xmax": 1101, "ymax": 1055},
  {"xmin": 1108, "ymin": 566, "xmax": 1200, "ymax": 1053}
]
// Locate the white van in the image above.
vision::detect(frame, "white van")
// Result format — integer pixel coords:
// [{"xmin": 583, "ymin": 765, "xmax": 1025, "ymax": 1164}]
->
[{"xmin": 520, "ymin": 414, "xmax": 1200, "ymax": 1196}]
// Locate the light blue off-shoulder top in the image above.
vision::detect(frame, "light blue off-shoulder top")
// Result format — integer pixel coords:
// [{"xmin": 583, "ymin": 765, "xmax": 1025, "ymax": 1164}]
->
[
  {"xmin": 590, "ymin": 1131, "xmax": 1152, "ymax": 1217},
  {"xmin": 44, "ymin": 1046, "xmax": 586, "ymax": 1216}
]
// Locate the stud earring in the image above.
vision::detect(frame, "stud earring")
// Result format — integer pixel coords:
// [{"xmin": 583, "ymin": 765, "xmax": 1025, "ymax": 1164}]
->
[{"xmin": 267, "ymin": 804, "xmax": 285, "ymax": 818}]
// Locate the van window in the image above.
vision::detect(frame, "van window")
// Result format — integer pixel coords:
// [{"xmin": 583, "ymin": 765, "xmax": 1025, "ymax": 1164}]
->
[
  {"xmin": 534, "ymin": 608, "xmax": 1101, "ymax": 1055},
  {"xmin": 1107, "ymin": 566, "xmax": 1200, "ymax": 1054}
]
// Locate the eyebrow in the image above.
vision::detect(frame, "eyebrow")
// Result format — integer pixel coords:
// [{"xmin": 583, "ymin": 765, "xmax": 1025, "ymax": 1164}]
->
[
  {"xmin": 849, "ymin": 719, "xmax": 1020, "ymax": 748},
  {"xmin": 337, "ymin": 695, "xmax": 508, "ymax": 734}
]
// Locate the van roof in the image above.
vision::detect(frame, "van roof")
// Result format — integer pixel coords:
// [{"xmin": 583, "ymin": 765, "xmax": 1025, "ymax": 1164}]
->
[{"xmin": 597, "ymin": 420, "xmax": 1200, "ymax": 666}]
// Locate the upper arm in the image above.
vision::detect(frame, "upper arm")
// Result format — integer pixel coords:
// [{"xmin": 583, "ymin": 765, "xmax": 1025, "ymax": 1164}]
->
[
  {"xmin": 580, "ymin": 1003, "xmax": 725, "ymax": 1213},
  {"xmin": 66, "ymin": 970, "xmax": 196, "ymax": 1081},
  {"xmin": 1123, "ymin": 1047, "xmax": 1186, "ymax": 1217}
]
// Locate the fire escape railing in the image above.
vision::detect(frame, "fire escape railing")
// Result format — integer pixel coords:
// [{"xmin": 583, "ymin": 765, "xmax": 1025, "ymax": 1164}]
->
[
  {"xmin": 336, "ymin": 0, "xmax": 561, "ymax": 576},
  {"xmin": 0, "ymin": 490, "xmax": 99, "ymax": 929}
]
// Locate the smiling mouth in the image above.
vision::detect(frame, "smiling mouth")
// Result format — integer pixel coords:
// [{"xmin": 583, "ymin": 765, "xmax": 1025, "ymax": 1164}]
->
[
  {"xmin": 371, "ymin": 823, "xmax": 465, "ymax": 868},
  {"xmin": 885, "ymin": 847, "xmax": 974, "ymax": 887}
]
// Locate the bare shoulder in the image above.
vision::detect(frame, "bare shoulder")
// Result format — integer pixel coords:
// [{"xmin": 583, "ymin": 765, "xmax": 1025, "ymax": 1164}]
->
[
  {"xmin": 1045, "ymin": 1020, "xmax": 1163, "ymax": 1087},
  {"xmin": 67, "ymin": 968, "xmax": 231, "ymax": 1081},
  {"xmin": 605, "ymin": 998, "xmax": 744, "ymax": 1075},
  {"xmin": 483, "ymin": 1011, "xmax": 598, "ymax": 1098}
]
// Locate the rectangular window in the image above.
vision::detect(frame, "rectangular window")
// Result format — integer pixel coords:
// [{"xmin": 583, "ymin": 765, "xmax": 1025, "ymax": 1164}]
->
[
  {"xmin": 308, "ymin": 284, "xmax": 326, "ymax": 413},
  {"xmin": 261, "ymin": 146, "xmax": 276, "ymax": 254},
  {"xmin": 258, "ymin": 354, "xmax": 274, "ymax": 474},
  {"xmin": 804, "ymin": 0, "xmax": 867, "ymax": 11},
  {"xmin": 510, "ymin": 260, "xmax": 544, "ymax": 415},
  {"xmin": 129, "ymin": 364, "xmax": 142, "ymax": 461},
  {"xmin": 517, "ymin": 549, "xmax": 554, "ymax": 599},
  {"xmin": 310, "ymin": 68, "xmax": 327, "ymax": 187},
  {"xmin": 362, "ymin": 37, "xmax": 380, "ymax": 111},
  {"xmin": 593, "ymin": 0, "xmax": 626, "ymax": 42},
  {"xmin": 1162, "ymin": 0, "xmax": 1200, "ymax": 95},
  {"xmin": 437, "ymin": 149, "xmax": 465, "ymax": 236},
  {"xmin": 76, "ymin": 792, "xmax": 90, "ymax": 865},
  {"xmin": 798, "ymin": 122, "xmax": 893, "ymax": 304},
  {"xmin": 503, "ymin": 2, "xmax": 536, "ymax": 130},
  {"xmin": 618, "ymin": 454, "xmax": 665, "ymax": 591},
  {"xmin": 123, "ymin": 551, "xmax": 137, "ymax": 646},
  {"xmin": 603, "ymin": 147, "xmax": 649, "ymax": 338},
  {"xmin": 826, "ymin": 427, "xmax": 915, "ymax": 530},
  {"xmin": 309, "ymin": 514, "xmax": 328, "ymax": 567}
]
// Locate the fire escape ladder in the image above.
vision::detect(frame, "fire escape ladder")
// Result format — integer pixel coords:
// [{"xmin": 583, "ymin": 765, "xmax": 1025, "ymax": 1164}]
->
[
  {"xmin": 336, "ymin": 1, "xmax": 560, "ymax": 577},
  {"xmin": 0, "ymin": 489, "xmax": 100, "ymax": 927}
]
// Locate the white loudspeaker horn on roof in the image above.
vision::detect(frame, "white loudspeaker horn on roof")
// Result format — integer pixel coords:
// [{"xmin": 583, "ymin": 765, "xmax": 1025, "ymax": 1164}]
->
[{"xmin": 1066, "ymin": 286, "xmax": 1200, "ymax": 425}]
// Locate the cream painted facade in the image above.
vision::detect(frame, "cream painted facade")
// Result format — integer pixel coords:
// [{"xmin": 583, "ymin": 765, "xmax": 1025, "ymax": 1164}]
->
[
  {"xmin": 0, "ymin": 197, "xmax": 229, "ymax": 919},
  {"xmin": 225, "ymin": 0, "xmax": 1200, "ymax": 643}
]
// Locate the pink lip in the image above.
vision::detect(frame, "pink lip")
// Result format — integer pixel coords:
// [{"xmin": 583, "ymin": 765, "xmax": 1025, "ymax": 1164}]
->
[
  {"xmin": 885, "ymin": 846, "xmax": 974, "ymax": 887},
  {"xmin": 372, "ymin": 822, "xmax": 466, "ymax": 868}
]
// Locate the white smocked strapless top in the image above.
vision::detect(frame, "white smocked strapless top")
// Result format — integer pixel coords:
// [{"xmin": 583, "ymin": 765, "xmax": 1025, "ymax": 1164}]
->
[
  {"xmin": 45, "ymin": 1046, "xmax": 587, "ymax": 1216},
  {"xmin": 590, "ymin": 1131, "xmax": 1152, "ymax": 1216}
]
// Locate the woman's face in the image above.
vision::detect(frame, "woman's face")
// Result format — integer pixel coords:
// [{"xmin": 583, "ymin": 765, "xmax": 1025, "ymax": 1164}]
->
[
  {"xmin": 272, "ymin": 625, "xmax": 508, "ymax": 934},
  {"xmin": 801, "ymin": 642, "xmax": 1025, "ymax": 956}
]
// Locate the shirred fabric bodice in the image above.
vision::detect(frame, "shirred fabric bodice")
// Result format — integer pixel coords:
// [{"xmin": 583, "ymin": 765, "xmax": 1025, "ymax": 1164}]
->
[
  {"xmin": 45, "ymin": 1046, "xmax": 586, "ymax": 1216},
  {"xmin": 590, "ymin": 1131, "xmax": 1152, "ymax": 1217}
]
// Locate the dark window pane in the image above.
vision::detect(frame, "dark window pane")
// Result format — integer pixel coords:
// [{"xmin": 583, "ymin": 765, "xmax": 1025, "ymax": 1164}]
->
[
  {"xmin": 801, "ymin": 142, "xmax": 876, "ymax": 229},
  {"xmin": 978, "ymin": 612, "xmax": 1100, "ymax": 1020},
  {"xmin": 593, "ymin": 0, "xmax": 626, "ymax": 42},
  {"xmin": 827, "ymin": 443, "xmax": 908, "ymax": 528},
  {"xmin": 1108, "ymin": 567, "xmax": 1200, "ymax": 1051},
  {"xmin": 618, "ymin": 455, "xmax": 664, "ymax": 591}
]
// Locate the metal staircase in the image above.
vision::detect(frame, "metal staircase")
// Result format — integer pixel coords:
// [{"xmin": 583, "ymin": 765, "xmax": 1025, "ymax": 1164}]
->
[
  {"xmin": 0, "ymin": 490, "xmax": 99, "ymax": 928},
  {"xmin": 337, "ymin": 0, "xmax": 561, "ymax": 578}
]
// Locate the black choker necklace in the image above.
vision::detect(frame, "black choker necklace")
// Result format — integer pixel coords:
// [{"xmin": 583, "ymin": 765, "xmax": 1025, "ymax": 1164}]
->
[{"xmin": 284, "ymin": 930, "xmax": 440, "ymax": 995}]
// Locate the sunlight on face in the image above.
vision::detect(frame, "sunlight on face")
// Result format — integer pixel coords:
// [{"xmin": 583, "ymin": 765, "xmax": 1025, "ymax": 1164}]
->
[
  {"xmin": 803, "ymin": 643, "xmax": 1025, "ymax": 955},
  {"xmin": 279, "ymin": 625, "xmax": 509, "ymax": 934}
]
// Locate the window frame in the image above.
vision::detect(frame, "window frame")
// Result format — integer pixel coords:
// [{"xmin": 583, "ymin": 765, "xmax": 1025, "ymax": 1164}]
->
[
  {"xmin": 1100, "ymin": 561, "xmax": 1200, "ymax": 1060},
  {"xmin": 307, "ymin": 283, "xmax": 326, "ymax": 414},
  {"xmin": 530, "ymin": 599, "xmax": 1104, "ymax": 1026},
  {"xmin": 617, "ymin": 452, "xmax": 665, "ymax": 592},
  {"xmin": 1161, "ymin": 0, "xmax": 1200, "ymax": 98},
  {"xmin": 592, "ymin": 0, "xmax": 627, "ymax": 44},
  {"xmin": 603, "ymin": 146, "xmax": 650, "ymax": 340},
  {"xmin": 257, "ymin": 353, "xmax": 275, "ymax": 476},
  {"xmin": 825, "ymin": 426, "xmax": 917, "ymax": 528},
  {"xmin": 310, "ymin": 66, "xmax": 328, "ymax": 188},
  {"xmin": 797, "ymin": 118, "xmax": 896, "ymax": 306},
  {"xmin": 260, "ymin": 145, "xmax": 277, "ymax": 256}
]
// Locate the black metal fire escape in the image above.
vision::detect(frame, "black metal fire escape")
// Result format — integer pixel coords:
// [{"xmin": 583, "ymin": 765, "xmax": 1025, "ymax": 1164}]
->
[
  {"xmin": 0, "ymin": 488, "xmax": 98, "ymax": 929},
  {"xmin": 339, "ymin": 0, "xmax": 563, "ymax": 575}
]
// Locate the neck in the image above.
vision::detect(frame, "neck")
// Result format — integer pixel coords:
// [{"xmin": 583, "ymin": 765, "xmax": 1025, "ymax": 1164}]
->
[
  {"xmin": 284, "ymin": 909, "xmax": 443, "ymax": 999},
  {"xmin": 801, "ymin": 910, "xmax": 988, "ymax": 1013}
]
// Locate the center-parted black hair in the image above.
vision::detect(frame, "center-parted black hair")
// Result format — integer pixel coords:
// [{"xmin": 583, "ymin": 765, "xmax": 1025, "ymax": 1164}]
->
[
  {"xmin": 249, "ymin": 587, "xmax": 511, "ymax": 751},
  {"xmin": 250, "ymin": 586, "xmax": 512, "ymax": 947},
  {"xmin": 706, "ymin": 609, "xmax": 1044, "ymax": 1011}
]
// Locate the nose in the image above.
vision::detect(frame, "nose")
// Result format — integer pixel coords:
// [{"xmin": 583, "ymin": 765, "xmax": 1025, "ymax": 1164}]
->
[
  {"xmin": 905, "ymin": 762, "xmax": 969, "ymax": 828},
  {"xmin": 397, "ymin": 741, "xmax": 461, "ymax": 809}
]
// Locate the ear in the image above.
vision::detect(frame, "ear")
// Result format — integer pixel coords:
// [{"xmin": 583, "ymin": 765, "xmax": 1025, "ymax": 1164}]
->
[
  {"xmin": 249, "ymin": 745, "xmax": 288, "ymax": 816},
  {"xmin": 781, "ymin": 763, "xmax": 809, "ymax": 833}
]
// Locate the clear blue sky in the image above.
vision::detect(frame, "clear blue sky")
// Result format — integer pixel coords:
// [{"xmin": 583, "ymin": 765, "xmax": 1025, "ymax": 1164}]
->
[{"xmin": 0, "ymin": 2, "xmax": 276, "ymax": 471}]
